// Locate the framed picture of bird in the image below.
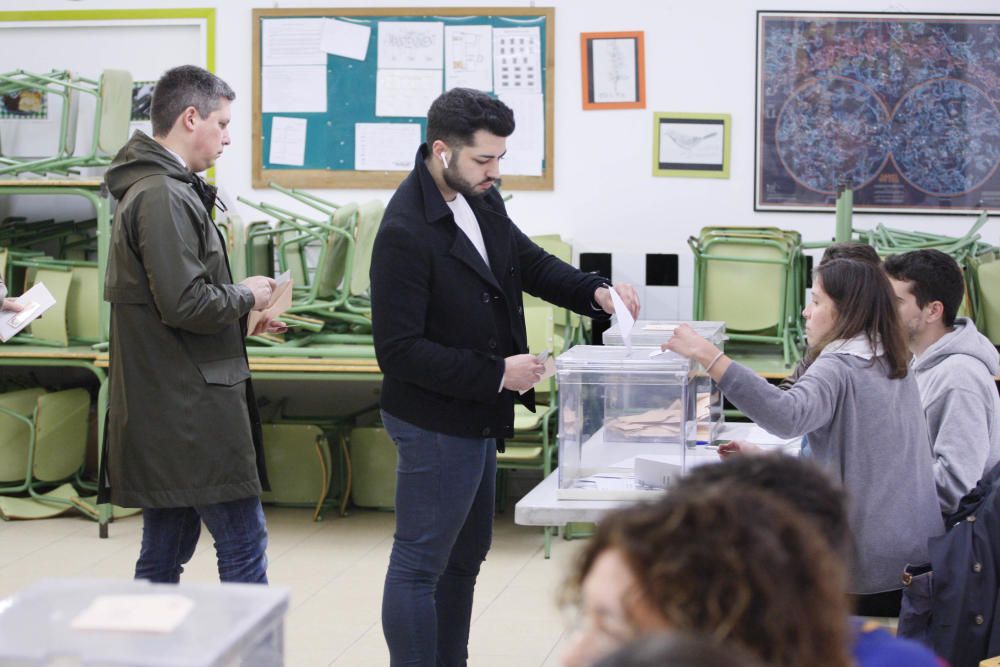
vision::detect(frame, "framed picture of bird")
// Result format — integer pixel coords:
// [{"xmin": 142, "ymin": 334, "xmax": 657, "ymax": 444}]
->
[
  {"xmin": 653, "ymin": 112, "xmax": 731, "ymax": 178},
  {"xmin": 580, "ymin": 31, "xmax": 645, "ymax": 110}
]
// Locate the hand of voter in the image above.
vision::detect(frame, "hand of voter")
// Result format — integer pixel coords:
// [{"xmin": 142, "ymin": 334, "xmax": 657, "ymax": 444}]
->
[
  {"xmin": 718, "ymin": 440, "xmax": 762, "ymax": 459},
  {"xmin": 251, "ymin": 316, "xmax": 289, "ymax": 337},
  {"xmin": 0, "ymin": 298, "xmax": 24, "ymax": 312},
  {"xmin": 240, "ymin": 276, "xmax": 277, "ymax": 310},
  {"xmin": 662, "ymin": 323, "xmax": 714, "ymax": 359},
  {"xmin": 594, "ymin": 283, "xmax": 640, "ymax": 320},
  {"xmin": 503, "ymin": 353, "xmax": 545, "ymax": 392}
]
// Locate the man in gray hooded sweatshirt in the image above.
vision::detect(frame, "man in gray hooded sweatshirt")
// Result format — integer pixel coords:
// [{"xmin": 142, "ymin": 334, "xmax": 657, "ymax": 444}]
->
[{"xmin": 886, "ymin": 249, "xmax": 1000, "ymax": 515}]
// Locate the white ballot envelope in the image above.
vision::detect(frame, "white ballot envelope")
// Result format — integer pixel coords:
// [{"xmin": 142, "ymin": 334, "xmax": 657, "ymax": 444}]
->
[{"xmin": 0, "ymin": 282, "xmax": 56, "ymax": 343}]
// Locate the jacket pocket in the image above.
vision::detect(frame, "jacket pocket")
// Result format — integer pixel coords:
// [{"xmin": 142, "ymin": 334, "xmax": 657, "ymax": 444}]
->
[{"xmin": 196, "ymin": 357, "xmax": 251, "ymax": 386}]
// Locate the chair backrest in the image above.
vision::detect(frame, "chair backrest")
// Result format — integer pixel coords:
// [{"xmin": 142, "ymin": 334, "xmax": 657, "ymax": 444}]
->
[
  {"xmin": 525, "ymin": 234, "xmax": 574, "ymax": 338},
  {"xmin": 67, "ymin": 265, "xmax": 100, "ymax": 340},
  {"xmin": 245, "ymin": 220, "xmax": 274, "ymax": 278},
  {"xmin": 96, "ymin": 70, "xmax": 133, "ymax": 155},
  {"xmin": 259, "ymin": 424, "xmax": 329, "ymax": 505},
  {"xmin": 27, "ymin": 268, "xmax": 73, "ymax": 346},
  {"xmin": 699, "ymin": 239, "xmax": 790, "ymax": 333},
  {"xmin": 524, "ymin": 305, "xmax": 556, "ymax": 400},
  {"xmin": 32, "ymin": 388, "xmax": 89, "ymax": 483},
  {"xmin": 976, "ymin": 258, "xmax": 1000, "ymax": 345},
  {"xmin": 0, "ymin": 387, "xmax": 46, "ymax": 483},
  {"xmin": 62, "ymin": 84, "xmax": 80, "ymax": 158},
  {"xmin": 349, "ymin": 200, "xmax": 385, "ymax": 298},
  {"xmin": 315, "ymin": 202, "xmax": 358, "ymax": 299}
]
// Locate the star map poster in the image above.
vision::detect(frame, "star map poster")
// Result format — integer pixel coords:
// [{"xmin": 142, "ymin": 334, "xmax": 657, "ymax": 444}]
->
[{"xmin": 756, "ymin": 12, "xmax": 1000, "ymax": 214}]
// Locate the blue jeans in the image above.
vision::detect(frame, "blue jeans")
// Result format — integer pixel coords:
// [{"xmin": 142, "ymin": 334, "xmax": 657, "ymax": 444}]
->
[
  {"xmin": 380, "ymin": 410, "xmax": 496, "ymax": 667},
  {"xmin": 134, "ymin": 495, "xmax": 268, "ymax": 584}
]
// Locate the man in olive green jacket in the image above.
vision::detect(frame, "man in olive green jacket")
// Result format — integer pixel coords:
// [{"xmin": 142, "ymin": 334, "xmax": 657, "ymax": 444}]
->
[{"xmin": 100, "ymin": 66, "xmax": 283, "ymax": 584}]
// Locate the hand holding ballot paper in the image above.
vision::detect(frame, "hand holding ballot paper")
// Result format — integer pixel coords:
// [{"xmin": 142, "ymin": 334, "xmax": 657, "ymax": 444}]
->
[
  {"xmin": 246, "ymin": 271, "xmax": 292, "ymax": 336},
  {"xmin": 0, "ymin": 282, "xmax": 56, "ymax": 343}
]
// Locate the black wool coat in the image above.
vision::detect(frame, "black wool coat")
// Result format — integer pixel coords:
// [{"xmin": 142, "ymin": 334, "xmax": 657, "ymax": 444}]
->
[{"xmin": 370, "ymin": 145, "xmax": 607, "ymax": 441}]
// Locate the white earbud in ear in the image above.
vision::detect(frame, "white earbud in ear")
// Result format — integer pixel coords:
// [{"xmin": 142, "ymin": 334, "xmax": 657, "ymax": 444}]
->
[{"xmin": 439, "ymin": 152, "xmax": 449, "ymax": 169}]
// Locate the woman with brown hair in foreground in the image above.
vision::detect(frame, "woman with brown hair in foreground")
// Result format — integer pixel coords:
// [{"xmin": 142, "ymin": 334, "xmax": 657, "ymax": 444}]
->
[{"xmin": 560, "ymin": 484, "xmax": 854, "ymax": 667}]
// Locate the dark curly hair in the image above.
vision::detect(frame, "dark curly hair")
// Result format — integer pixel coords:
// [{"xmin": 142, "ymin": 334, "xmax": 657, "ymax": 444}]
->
[
  {"xmin": 425, "ymin": 87, "xmax": 515, "ymax": 149},
  {"xmin": 674, "ymin": 453, "xmax": 851, "ymax": 561},
  {"xmin": 564, "ymin": 485, "xmax": 853, "ymax": 667}
]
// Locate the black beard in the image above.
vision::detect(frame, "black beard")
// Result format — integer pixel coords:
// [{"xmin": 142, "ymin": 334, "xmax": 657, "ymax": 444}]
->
[{"xmin": 442, "ymin": 165, "xmax": 491, "ymax": 199}]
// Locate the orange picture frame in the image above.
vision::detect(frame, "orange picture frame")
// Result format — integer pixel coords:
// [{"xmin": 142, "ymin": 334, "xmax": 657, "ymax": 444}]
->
[{"xmin": 581, "ymin": 31, "xmax": 646, "ymax": 110}]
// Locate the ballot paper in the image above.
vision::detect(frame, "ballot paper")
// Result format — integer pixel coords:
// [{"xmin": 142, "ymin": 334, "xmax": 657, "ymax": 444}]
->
[
  {"xmin": 745, "ymin": 424, "xmax": 799, "ymax": 446},
  {"xmin": 607, "ymin": 286, "xmax": 634, "ymax": 350},
  {"xmin": 518, "ymin": 352, "xmax": 555, "ymax": 395},
  {"xmin": 71, "ymin": 594, "xmax": 194, "ymax": 633},
  {"xmin": 0, "ymin": 282, "xmax": 56, "ymax": 343},
  {"xmin": 247, "ymin": 271, "xmax": 292, "ymax": 335}
]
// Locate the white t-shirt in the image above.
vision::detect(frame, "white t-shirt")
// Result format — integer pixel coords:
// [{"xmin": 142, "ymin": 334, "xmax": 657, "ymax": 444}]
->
[{"xmin": 446, "ymin": 193, "xmax": 489, "ymax": 267}]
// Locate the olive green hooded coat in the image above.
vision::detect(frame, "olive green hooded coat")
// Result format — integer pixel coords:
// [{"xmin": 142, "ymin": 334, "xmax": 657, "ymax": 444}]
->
[{"xmin": 99, "ymin": 131, "xmax": 267, "ymax": 508}]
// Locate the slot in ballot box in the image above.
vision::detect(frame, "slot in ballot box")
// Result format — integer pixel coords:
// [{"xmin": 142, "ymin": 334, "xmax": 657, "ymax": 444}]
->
[
  {"xmin": 555, "ymin": 345, "xmax": 722, "ymax": 500},
  {"xmin": 602, "ymin": 320, "xmax": 726, "ymax": 349},
  {"xmin": 0, "ymin": 578, "xmax": 289, "ymax": 667}
]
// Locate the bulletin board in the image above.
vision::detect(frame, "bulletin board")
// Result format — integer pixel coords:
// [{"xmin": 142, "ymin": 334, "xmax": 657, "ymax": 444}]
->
[{"xmin": 252, "ymin": 7, "xmax": 555, "ymax": 190}]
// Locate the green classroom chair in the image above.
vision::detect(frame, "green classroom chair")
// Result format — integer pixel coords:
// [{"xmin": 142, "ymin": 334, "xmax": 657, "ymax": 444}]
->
[
  {"xmin": 349, "ymin": 426, "xmax": 397, "ymax": 510},
  {"xmin": 0, "ymin": 387, "xmax": 91, "ymax": 520},
  {"xmin": 259, "ymin": 423, "xmax": 332, "ymax": 521},
  {"xmin": 690, "ymin": 227, "xmax": 805, "ymax": 366}
]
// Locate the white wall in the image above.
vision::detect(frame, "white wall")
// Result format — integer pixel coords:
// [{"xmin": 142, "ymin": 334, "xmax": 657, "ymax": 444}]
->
[{"xmin": 3, "ymin": 0, "xmax": 999, "ymax": 317}]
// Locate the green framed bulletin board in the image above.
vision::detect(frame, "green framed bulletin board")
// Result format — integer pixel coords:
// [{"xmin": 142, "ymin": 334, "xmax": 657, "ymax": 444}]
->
[{"xmin": 252, "ymin": 7, "xmax": 554, "ymax": 190}]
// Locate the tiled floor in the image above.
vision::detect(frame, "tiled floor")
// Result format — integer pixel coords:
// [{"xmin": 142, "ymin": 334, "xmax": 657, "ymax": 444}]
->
[{"xmin": 0, "ymin": 505, "xmax": 581, "ymax": 666}]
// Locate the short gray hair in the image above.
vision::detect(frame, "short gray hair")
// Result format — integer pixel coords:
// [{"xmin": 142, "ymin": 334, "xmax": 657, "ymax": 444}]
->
[{"xmin": 150, "ymin": 65, "xmax": 235, "ymax": 137}]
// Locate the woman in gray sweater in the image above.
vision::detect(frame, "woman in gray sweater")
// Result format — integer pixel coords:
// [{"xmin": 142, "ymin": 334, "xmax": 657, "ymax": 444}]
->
[{"xmin": 665, "ymin": 259, "xmax": 943, "ymax": 617}]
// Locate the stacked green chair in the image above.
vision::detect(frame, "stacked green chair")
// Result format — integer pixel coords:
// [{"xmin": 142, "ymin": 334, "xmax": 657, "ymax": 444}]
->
[
  {"xmin": 690, "ymin": 227, "xmax": 806, "ymax": 366},
  {"xmin": 523, "ymin": 234, "xmax": 584, "ymax": 352},
  {"xmin": 259, "ymin": 423, "xmax": 332, "ymax": 521},
  {"xmin": 849, "ymin": 209, "xmax": 997, "ymax": 341},
  {"xmin": 0, "ymin": 387, "xmax": 91, "ymax": 520},
  {"xmin": 349, "ymin": 425, "xmax": 397, "ymax": 510},
  {"xmin": 0, "ymin": 69, "xmax": 132, "ymax": 176}
]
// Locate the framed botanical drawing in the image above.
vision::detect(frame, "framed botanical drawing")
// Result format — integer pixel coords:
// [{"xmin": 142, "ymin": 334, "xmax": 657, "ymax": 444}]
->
[
  {"xmin": 653, "ymin": 112, "xmax": 731, "ymax": 178},
  {"xmin": 756, "ymin": 11, "xmax": 1000, "ymax": 213},
  {"xmin": 581, "ymin": 31, "xmax": 645, "ymax": 109}
]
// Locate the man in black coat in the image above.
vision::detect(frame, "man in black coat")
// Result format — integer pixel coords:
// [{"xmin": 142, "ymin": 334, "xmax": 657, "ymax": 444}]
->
[{"xmin": 371, "ymin": 88, "xmax": 639, "ymax": 666}]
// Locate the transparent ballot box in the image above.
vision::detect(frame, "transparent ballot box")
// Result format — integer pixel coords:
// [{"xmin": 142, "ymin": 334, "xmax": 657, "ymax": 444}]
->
[
  {"xmin": 0, "ymin": 577, "xmax": 289, "ymax": 667},
  {"xmin": 602, "ymin": 320, "xmax": 727, "ymax": 348},
  {"xmin": 555, "ymin": 345, "xmax": 723, "ymax": 500}
]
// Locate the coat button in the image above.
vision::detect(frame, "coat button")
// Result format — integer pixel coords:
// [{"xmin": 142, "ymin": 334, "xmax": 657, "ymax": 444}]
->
[
  {"xmin": 509, "ymin": 265, "xmax": 515, "ymax": 275},
  {"xmin": 481, "ymin": 291, "xmax": 491, "ymax": 303},
  {"xmin": 488, "ymin": 338, "xmax": 497, "ymax": 350},
  {"xmin": 976, "ymin": 614, "xmax": 985, "ymax": 625},
  {"xmin": 482, "ymin": 427, "xmax": 492, "ymax": 437},
  {"xmin": 516, "ymin": 305, "xmax": 523, "ymax": 314},
  {"xmin": 973, "ymin": 562, "xmax": 983, "ymax": 573},
  {"xmin": 967, "ymin": 515, "xmax": 977, "ymax": 522},
  {"xmin": 492, "ymin": 294, "xmax": 501, "ymax": 302}
]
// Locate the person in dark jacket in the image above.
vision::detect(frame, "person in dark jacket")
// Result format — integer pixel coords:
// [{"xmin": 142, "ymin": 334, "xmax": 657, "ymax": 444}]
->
[
  {"xmin": 370, "ymin": 87, "xmax": 639, "ymax": 666},
  {"xmin": 100, "ymin": 65, "xmax": 283, "ymax": 584}
]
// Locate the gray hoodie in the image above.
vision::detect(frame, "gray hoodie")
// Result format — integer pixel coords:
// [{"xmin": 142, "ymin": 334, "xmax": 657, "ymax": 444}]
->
[{"xmin": 913, "ymin": 317, "xmax": 1000, "ymax": 514}]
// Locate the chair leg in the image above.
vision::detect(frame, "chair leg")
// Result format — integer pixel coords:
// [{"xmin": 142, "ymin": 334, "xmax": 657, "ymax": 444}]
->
[{"xmin": 544, "ymin": 526, "xmax": 552, "ymax": 559}]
